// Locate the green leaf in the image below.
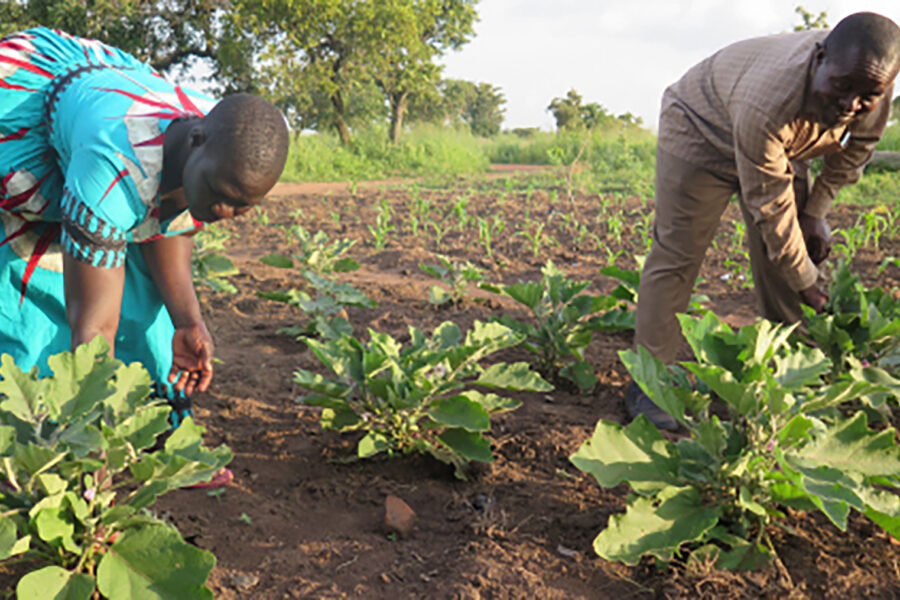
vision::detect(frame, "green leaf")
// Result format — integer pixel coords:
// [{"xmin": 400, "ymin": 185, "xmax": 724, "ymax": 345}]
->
[
  {"xmin": 438, "ymin": 428, "xmax": 493, "ymax": 462},
  {"xmin": 475, "ymin": 362, "xmax": 552, "ymax": 392},
  {"xmin": 569, "ymin": 417, "xmax": 681, "ymax": 490},
  {"xmin": 0, "ymin": 355, "xmax": 46, "ymax": 424},
  {"xmin": 103, "ymin": 362, "xmax": 153, "ymax": 416},
  {"xmin": 333, "ymin": 257, "xmax": 360, "ymax": 272},
  {"xmin": 460, "ymin": 390, "xmax": 521, "ymax": 414},
  {"xmin": 293, "ymin": 370, "xmax": 349, "ymax": 398},
  {"xmin": 428, "ymin": 285, "xmax": 452, "ymax": 306},
  {"xmin": 97, "ymin": 523, "xmax": 214, "ymax": 600},
  {"xmin": 319, "ymin": 407, "xmax": 361, "ymax": 430},
  {"xmin": 790, "ymin": 411, "xmax": 900, "ymax": 478},
  {"xmin": 684, "ymin": 362, "xmax": 758, "ymax": 416},
  {"xmin": 594, "ymin": 486, "xmax": 720, "ymax": 565},
  {"xmin": 0, "ymin": 517, "xmax": 29, "ymax": 560},
  {"xmin": 113, "ymin": 406, "xmax": 172, "ymax": 451},
  {"xmin": 773, "ymin": 346, "xmax": 829, "ymax": 389},
  {"xmin": 17, "ymin": 566, "xmax": 95, "ymax": 600},
  {"xmin": 33, "ymin": 505, "xmax": 78, "ymax": 551},
  {"xmin": 428, "ymin": 396, "xmax": 491, "ymax": 431},
  {"xmin": 559, "ymin": 360, "xmax": 597, "ymax": 391},
  {"xmin": 358, "ymin": 432, "xmax": 389, "ymax": 458},
  {"xmin": 259, "ymin": 253, "xmax": 294, "ymax": 268},
  {"xmin": 46, "ymin": 337, "xmax": 120, "ymax": 422},
  {"xmin": 620, "ymin": 348, "xmax": 686, "ymax": 424},
  {"xmin": 504, "ymin": 282, "xmax": 542, "ymax": 309}
]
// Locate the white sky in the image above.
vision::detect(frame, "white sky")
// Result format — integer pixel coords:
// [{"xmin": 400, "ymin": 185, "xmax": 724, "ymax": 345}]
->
[{"xmin": 440, "ymin": 1, "xmax": 900, "ymax": 131}]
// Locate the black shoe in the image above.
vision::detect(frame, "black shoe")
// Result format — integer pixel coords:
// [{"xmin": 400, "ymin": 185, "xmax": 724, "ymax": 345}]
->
[{"xmin": 624, "ymin": 381, "xmax": 678, "ymax": 431}]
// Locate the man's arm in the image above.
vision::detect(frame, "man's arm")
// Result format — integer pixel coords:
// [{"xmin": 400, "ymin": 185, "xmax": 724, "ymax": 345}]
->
[
  {"xmin": 64, "ymin": 254, "xmax": 125, "ymax": 352},
  {"xmin": 733, "ymin": 105, "xmax": 819, "ymax": 293},
  {"xmin": 803, "ymin": 85, "xmax": 893, "ymax": 219},
  {"xmin": 141, "ymin": 234, "xmax": 214, "ymax": 395}
]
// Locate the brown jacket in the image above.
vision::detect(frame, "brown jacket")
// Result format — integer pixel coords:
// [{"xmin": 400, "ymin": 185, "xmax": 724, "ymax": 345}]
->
[{"xmin": 657, "ymin": 29, "xmax": 891, "ymax": 291}]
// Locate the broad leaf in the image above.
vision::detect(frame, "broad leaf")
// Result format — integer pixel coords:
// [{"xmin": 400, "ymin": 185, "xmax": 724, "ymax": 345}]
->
[
  {"xmin": 438, "ymin": 428, "xmax": 493, "ymax": 462},
  {"xmin": 475, "ymin": 362, "xmax": 552, "ymax": 392},
  {"xmin": 17, "ymin": 566, "xmax": 95, "ymax": 600},
  {"xmin": 570, "ymin": 416, "xmax": 681, "ymax": 490},
  {"xmin": 594, "ymin": 485, "xmax": 720, "ymax": 565},
  {"xmin": 428, "ymin": 396, "xmax": 490, "ymax": 431},
  {"xmin": 97, "ymin": 524, "xmax": 214, "ymax": 600}
]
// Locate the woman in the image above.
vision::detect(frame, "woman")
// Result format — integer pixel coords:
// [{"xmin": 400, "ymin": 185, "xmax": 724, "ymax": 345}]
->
[{"xmin": 0, "ymin": 28, "xmax": 289, "ymax": 482}]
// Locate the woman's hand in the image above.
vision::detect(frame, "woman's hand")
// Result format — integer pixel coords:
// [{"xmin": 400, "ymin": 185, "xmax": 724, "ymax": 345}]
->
[{"xmin": 169, "ymin": 322, "xmax": 214, "ymax": 396}]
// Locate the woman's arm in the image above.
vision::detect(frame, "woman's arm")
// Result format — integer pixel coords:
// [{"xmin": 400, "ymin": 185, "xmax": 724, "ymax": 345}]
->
[
  {"xmin": 141, "ymin": 234, "xmax": 215, "ymax": 395},
  {"xmin": 63, "ymin": 253, "xmax": 125, "ymax": 352}
]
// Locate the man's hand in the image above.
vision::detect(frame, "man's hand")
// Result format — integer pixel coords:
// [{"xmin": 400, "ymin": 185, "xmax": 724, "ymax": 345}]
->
[
  {"xmin": 800, "ymin": 283, "xmax": 829, "ymax": 313},
  {"xmin": 798, "ymin": 213, "xmax": 832, "ymax": 265},
  {"xmin": 169, "ymin": 322, "xmax": 214, "ymax": 396}
]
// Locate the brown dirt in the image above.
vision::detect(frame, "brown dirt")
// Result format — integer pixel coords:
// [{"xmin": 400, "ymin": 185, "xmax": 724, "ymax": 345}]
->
[{"xmin": 152, "ymin": 174, "xmax": 900, "ymax": 598}]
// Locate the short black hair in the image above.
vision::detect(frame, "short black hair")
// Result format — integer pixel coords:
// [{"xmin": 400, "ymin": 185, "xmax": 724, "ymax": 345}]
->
[
  {"xmin": 824, "ymin": 12, "xmax": 900, "ymax": 69},
  {"xmin": 204, "ymin": 94, "xmax": 290, "ymax": 189}
]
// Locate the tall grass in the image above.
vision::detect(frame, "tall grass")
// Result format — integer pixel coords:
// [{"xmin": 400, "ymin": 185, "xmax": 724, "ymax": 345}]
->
[
  {"xmin": 280, "ymin": 123, "xmax": 490, "ymax": 182},
  {"xmin": 484, "ymin": 126, "xmax": 657, "ymax": 199},
  {"xmin": 876, "ymin": 123, "xmax": 900, "ymax": 152}
]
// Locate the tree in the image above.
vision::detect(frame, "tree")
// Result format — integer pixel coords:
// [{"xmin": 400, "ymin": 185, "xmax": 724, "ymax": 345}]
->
[
  {"xmin": 465, "ymin": 82, "xmax": 504, "ymax": 136},
  {"xmin": 793, "ymin": 5, "xmax": 828, "ymax": 31},
  {"xmin": 0, "ymin": 0, "xmax": 227, "ymax": 74},
  {"xmin": 364, "ymin": 0, "xmax": 478, "ymax": 144},
  {"xmin": 407, "ymin": 78, "xmax": 505, "ymax": 136},
  {"xmin": 223, "ymin": 0, "xmax": 477, "ymax": 144},
  {"xmin": 548, "ymin": 90, "xmax": 611, "ymax": 131}
]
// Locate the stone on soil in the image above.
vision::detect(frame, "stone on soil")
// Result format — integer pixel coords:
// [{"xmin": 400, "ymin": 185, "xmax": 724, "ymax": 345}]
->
[{"xmin": 385, "ymin": 495, "xmax": 416, "ymax": 536}]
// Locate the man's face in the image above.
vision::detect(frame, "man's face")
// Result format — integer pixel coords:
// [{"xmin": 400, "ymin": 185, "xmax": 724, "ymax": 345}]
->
[
  {"xmin": 810, "ymin": 44, "xmax": 898, "ymax": 128},
  {"xmin": 182, "ymin": 147, "xmax": 268, "ymax": 223}
]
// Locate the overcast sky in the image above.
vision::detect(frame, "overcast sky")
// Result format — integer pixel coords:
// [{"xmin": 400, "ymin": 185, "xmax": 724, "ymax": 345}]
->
[{"xmin": 440, "ymin": 1, "xmax": 900, "ymax": 131}]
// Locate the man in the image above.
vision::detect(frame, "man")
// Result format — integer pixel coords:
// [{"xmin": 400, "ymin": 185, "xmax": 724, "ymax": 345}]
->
[{"xmin": 627, "ymin": 12, "xmax": 900, "ymax": 430}]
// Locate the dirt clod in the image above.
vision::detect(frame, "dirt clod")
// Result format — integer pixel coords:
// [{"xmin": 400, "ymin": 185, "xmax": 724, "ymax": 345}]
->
[{"xmin": 385, "ymin": 494, "xmax": 417, "ymax": 536}]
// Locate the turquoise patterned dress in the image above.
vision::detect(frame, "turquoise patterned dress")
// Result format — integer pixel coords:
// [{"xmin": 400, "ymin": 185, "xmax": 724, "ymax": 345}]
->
[{"xmin": 0, "ymin": 27, "xmax": 214, "ymax": 410}]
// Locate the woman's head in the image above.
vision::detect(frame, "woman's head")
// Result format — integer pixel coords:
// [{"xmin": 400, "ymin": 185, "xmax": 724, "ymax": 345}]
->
[{"xmin": 182, "ymin": 94, "xmax": 289, "ymax": 222}]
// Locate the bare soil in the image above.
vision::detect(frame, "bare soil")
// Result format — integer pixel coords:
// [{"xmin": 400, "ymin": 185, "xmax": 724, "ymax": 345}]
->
[{"xmin": 155, "ymin": 172, "xmax": 900, "ymax": 599}]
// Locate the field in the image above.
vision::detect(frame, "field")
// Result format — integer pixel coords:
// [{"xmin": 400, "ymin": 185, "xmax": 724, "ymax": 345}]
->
[{"xmin": 148, "ymin": 167, "xmax": 900, "ymax": 600}]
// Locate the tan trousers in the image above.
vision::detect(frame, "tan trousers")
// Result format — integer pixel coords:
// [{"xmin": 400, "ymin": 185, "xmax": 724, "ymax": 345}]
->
[{"xmin": 634, "ymin": 149, "xmax": 805, "ymax": 363}]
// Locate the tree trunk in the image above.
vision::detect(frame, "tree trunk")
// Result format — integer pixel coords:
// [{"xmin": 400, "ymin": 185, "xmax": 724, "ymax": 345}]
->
[
  {"xmin": 331, "ymin": 91, "xmax": 352, "ymax": 145},
  {"xmin": 389, "ymin": 90, "xmax": 409, "ymax": 145}
]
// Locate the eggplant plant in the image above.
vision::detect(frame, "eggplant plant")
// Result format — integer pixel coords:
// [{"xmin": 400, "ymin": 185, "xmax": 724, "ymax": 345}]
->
[
  {"xmin": 480, "ymin": 260, "xmax": 632, "ymax": 391},
  {"xmin": 571, "ymin": 313, "xmax": 900, "ymax": 570},
  {"xmin": 293, "ymin": 321, "xmax": 551, "ymax": 478},
  {"xmin": 258, "ymin": 271, "xmax": 375, "ymax": 340},
  {"xmin": 801, "ymin": 262, "xmax": 900, "ymax": 380},
  {"xmin": 0, "ymin": 337, "xmax": 231, "ymax": 599},
  {"xmin": 260, "ymin": 225, "xmax": 359, "ymax": 276}
]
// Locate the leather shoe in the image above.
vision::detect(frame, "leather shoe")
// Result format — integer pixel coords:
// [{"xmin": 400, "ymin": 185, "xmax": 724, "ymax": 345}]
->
[{"xmin": 624, "ymin": 381, "xmax": 678, "ymax": 431}]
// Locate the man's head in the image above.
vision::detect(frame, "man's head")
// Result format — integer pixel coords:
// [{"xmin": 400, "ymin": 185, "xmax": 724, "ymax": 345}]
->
[
  {"xmin": 182, "ymin": 94, "xmax": 289, "ymax": 222},
  {"xmin": 809, "ymin": 12, "xmax": 900, "ymax": 128}
]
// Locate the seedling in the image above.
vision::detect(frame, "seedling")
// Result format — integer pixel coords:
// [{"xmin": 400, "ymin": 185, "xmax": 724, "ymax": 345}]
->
[
  {"xmin": 419, "ymin": 255, "xmax": 487, "ymax": 308},
  {"xmin": 260, "ymin": 225, "xmax": 359, "ymax": 276},
  {"xmin": 192, "ymin": 223, "xmax": 239, "ymax": 294}
]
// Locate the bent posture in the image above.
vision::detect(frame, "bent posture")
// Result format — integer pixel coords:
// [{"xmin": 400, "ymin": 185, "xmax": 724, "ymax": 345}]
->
[
  {"xmin": 0, "ymin": 28, "xmax": 289, "ymax": 424},
  {"xmin": 629, "ymin": 13, "xmax": 900, "ymax": 429}
]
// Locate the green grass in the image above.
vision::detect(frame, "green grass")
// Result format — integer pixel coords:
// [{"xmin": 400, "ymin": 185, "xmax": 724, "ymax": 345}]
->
[
  {"xmin": 280, "ymin": 124, "xmax": 490, "ymax": 182},
  {"xmin": 876, "ymin": 123, "xmax": 900, "ymax": 152}
]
